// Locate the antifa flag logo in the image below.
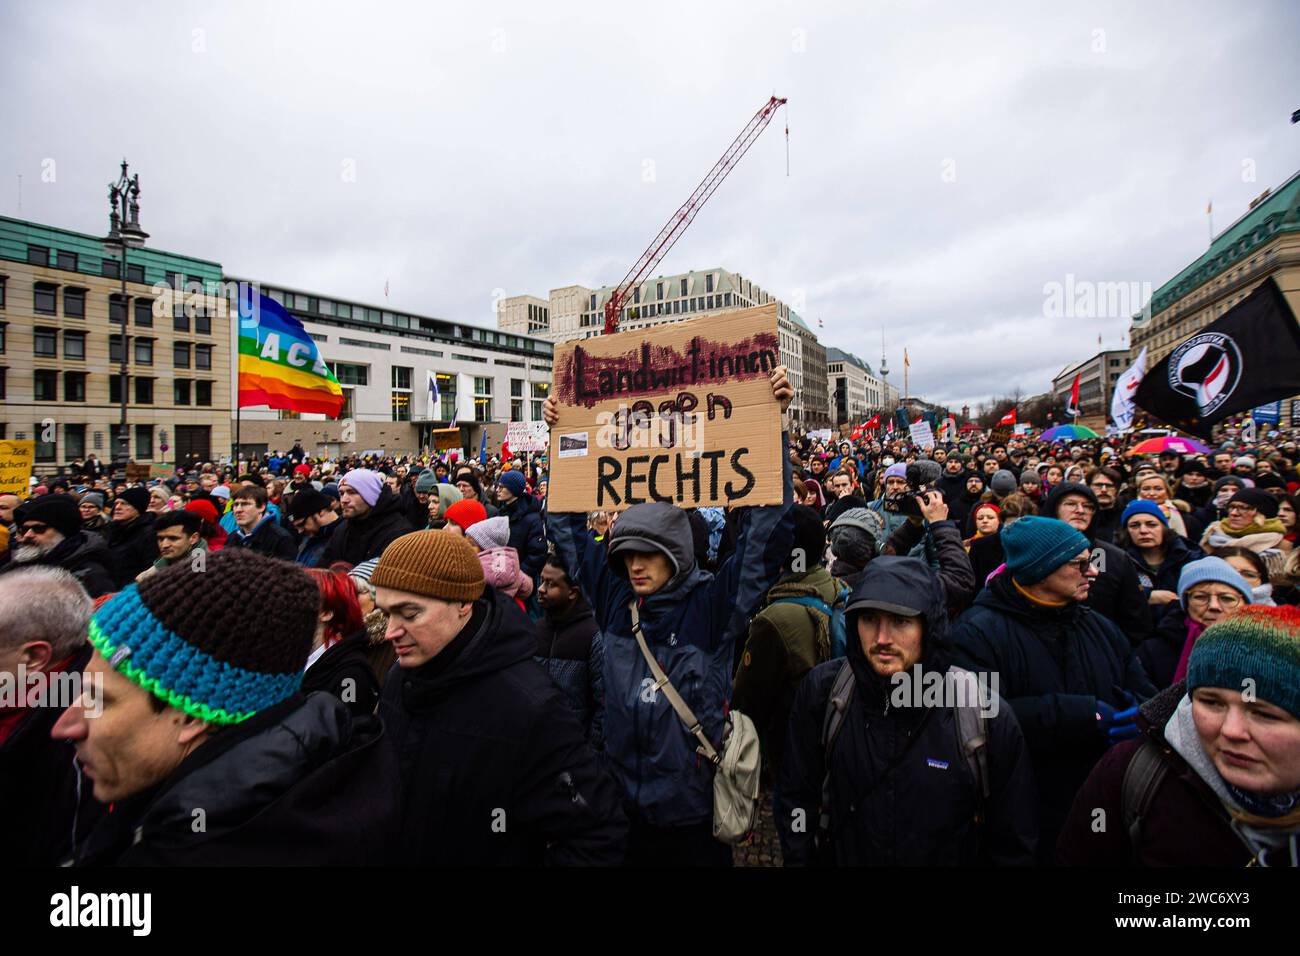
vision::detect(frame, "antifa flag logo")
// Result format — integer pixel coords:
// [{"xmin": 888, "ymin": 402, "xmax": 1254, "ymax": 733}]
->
[
  {"xmin": 1167, "ymin": 333, "xmax": 1242, "ymax": 416},
  {"xmin": 1135, "ymin": 277, "xmax": 1300, "ymax": 438}
]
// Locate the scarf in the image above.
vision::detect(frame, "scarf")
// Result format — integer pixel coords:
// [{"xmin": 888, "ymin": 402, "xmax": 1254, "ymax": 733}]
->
[
  {"xmin": 1172, "ymin": 616, "xmax": 1206, "ymax": 684},
  {"xmin": 1165, "ymin": 694, "xmax": 1300, "ymax": 865}
]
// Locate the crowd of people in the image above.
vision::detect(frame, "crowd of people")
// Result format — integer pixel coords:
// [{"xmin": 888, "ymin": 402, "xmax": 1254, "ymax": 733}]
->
[{"xmin": 2, "ymin": 379, "xmax": 1299, "ymax": 867}]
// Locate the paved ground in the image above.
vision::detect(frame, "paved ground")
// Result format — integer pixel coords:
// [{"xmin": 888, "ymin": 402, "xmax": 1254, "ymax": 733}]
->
[{"xmin": 733, "ymin": 786, "xmax": 784, "ymax": 867}]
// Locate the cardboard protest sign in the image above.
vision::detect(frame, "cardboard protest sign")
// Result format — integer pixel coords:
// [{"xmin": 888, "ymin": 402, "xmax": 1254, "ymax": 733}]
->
[
  {"xmin": 988, "ymin": 426, "xmax": 1012, "ymax": 446},
  {"xmin": 0, "ymin": 440, "xmax": 35, "ymax": 496},
  {"xmin": 909, "ymin": 421, "xmax": 935, "ymax": 449},
  {"xmin": 149, "ymin": 463, "xmax": 176, "ymax": 480},
  {"xmin": 548, "ymin": 304, "xmax": 783, "ymax": 511},
  {"xmin": 431, "ymin": 428, "xmax": 462, "ymax": 451},
  {"xmin": 507, "ymin": 420, "xmax": 549, "ymax": 453},
  {"xmin": 125, "ymin": 462, "xmax": 150, "ymax": 482}
]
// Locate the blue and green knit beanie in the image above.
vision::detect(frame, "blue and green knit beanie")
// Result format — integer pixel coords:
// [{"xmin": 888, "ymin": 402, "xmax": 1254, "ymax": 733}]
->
[
  {"xmin": 1001, "ymin": 515, "xmax": 1092, "ymax": 586},
  {"xmin": 1188, "ymin": 605, "xmax": 1300, "ymax": 719},
  {"xmin": 90, "ymin": 548, "xmax": 320, "ymax": 724}
]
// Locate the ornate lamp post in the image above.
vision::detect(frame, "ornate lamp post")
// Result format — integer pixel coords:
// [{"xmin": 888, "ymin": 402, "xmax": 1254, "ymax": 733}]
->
[{"xmin": 102, "ymin": 160, "xmax": 149, "ymax": 477}]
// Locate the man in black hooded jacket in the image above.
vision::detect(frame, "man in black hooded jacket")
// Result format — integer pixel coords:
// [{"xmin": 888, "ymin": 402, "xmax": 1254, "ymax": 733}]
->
[
  {"xmin": 776, "ymin": 556, "xmax": 1037, "ymax": 865},
  {"xmin": 320, "ymin": 469, "xmax": 414, "ymax": 567}
]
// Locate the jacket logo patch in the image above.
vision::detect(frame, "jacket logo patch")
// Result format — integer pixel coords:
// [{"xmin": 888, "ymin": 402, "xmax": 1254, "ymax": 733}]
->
[
  {"xmin": 926, "ymin": 758, "xmax": 949, "ymax": 770},
  {"xmin": 639, "ymin": 677, "xmax": 659, "ymax": 704}
]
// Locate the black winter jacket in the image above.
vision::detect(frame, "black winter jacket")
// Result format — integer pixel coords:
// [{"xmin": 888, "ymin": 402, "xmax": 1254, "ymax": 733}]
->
[
  {"xmin": 379, "ymin": 589, "xmax": 627, "ymax": 865},
  {"xmin": 949, "ymin": 573, "xmax": 1157, "ymax": 863},
  {"xmin": 535, "ymin": 596, "xmax": 605, "ymax": 746},
  {"xmin": 1136, "ymin": 604, "xmax": 1195, "ymax": 691},
  {"xmin": 0, "ymin": 531, "xmax": 115, "ymax": 597},
  {"xmin": 501, "ymin": 492, "xmax": 547, "ymax": 580},
  {"xmin": 230, "ymin": 515, "xmax": 298, "ymax": 561},
  {"xmin": 105, "ymin": 513, "xmax": 159, "ymax": 587},
  {"xmin": 776, "ymin": 557, "xmax": 1038, "ymax": 866},
  {"xmin": 302, "ymin": 630, "xmax": 382, "ymax": 718},
  {"xmin": 75, "ymin": 693, "xmax": 401, "ymax": 865},
  {"xmin": 320, "ymin": 487, "xmax": 415, "ymax": 567},
  {"xmin": 0, "ymin": 645, "xmax": 106, "ymax": 864},
  {"xmin": 1126, "ymin": 534, "xmax": 1202, "ymax": 633}
]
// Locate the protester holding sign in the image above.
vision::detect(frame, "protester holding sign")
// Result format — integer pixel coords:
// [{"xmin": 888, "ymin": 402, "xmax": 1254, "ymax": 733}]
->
[{"xmin": 542, "ymin": 358, "xmax": 796, "ymax": 866}]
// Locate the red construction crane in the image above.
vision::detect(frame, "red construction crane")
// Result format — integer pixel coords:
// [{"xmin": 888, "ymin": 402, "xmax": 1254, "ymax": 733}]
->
[{"xmin": 603, "ymin": 94, "xmax": 788, "ymax": 335}]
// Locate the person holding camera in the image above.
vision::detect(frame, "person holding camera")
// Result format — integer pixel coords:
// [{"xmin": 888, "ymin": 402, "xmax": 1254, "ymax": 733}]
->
[{"xmin": 878, "ymin": 474, "xmax": 977, "ymax": 618}]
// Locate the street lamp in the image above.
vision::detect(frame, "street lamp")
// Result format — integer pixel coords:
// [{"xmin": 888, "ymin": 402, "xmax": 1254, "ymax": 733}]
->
[{"xmin": 102, "ymin": 160, "xmax": 148, "ymax": 478}]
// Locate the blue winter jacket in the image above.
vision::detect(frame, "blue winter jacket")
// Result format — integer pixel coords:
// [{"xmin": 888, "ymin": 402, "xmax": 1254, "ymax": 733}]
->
[{"xmin": 547, "ymin": 437, "xmax": 795, "ymax": 827}]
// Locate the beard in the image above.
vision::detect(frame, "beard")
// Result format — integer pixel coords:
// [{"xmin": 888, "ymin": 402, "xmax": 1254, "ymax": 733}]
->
[{"xmin": 14, "ymin": 541, "xmax": 56, "ymax": 563}]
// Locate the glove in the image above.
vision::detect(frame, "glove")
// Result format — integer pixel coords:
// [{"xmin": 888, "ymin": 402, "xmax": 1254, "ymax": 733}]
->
[{"xmin": 1096, "ymin": 697, "xmax": 1140, "ymax": 744}]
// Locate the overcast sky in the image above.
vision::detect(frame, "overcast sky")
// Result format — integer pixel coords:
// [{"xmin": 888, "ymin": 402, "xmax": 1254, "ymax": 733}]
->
[{"xmin": 4, "ymin": 0, "xmax": 1299, "ymax": 409}]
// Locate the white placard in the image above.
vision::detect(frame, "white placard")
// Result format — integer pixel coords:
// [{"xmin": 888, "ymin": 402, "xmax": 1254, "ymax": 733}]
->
[
  {"xmin": 908, "ymin": 421, "xmax": 935, "ymax": 449},
  {"xmin": 507, "ymin": 420, "xmax": 549, "ymax": 453}
]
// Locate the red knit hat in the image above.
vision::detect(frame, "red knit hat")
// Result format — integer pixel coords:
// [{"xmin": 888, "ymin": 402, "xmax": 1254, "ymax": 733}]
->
[
  {"xmin": 294, "ymin": 463, "xmax": 312, "ymax": 477},
  {"xmin": 973, "ymin": 502, "xmax": 1001, "ymax": 518},
  {"xmin": 444, "ymin": 499, "xmax": 487, "ymax": 533},
  {"xmin": 185, "ymin": 499, "xmax": 219, "ymax": 524}
]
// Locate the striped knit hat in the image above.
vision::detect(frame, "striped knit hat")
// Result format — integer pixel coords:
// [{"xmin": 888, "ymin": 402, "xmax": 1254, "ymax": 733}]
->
[
  {"xmin": 1188, "ymin": 605, "xmax": 1300, "ymax": 719},
  {"xmin": 89, "ymin": 548, "xmax": 320, "ymax": 724}
]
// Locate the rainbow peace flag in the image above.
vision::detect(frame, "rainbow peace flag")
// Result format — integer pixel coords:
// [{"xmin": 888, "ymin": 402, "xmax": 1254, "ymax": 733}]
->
[{"xmin": 237, "ymin": 289, "xmax": 344, "ymax": 416}]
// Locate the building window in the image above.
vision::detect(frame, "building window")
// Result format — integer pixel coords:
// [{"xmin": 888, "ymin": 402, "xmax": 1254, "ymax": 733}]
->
[
  {"xmin": 194, "ymin": 310, "xmax": 211, "ymax": 335},
  {"xmin": 57, "ymin": 250, "xmax": 78, "ymax": 271},
  {"xmin": 34, "ymin": 369, "xmax": 58, "ymax": 401},
  {"xmin": 126, "ymin": 263, "xmax": 144, "ymax": 284},
  {"xmin": 334, "ymin": 302, "xmax": 351, "ymax": 318},
  {"xmin": 135, "ymin": 377, "xmax": 154, "ymax": 404},
  {"xmin": 174, "ymin": 342, "xmax": 191, "ymax": 368},
  {"xmin": 109, "ymin": 374, "xmax": 127, "ymax": 405},
  {"xmin": 63, "ymin": 330, "xmax": 85, "ymax": 360},
  {"xmin": 327, "ymin": 362, "xmax": 369, "ymax": 386},
  {"xmin": 34, "ymin": 327, "xmax": 58, "ymax": 357},
  {"xmin": 134, "ymin": 298, "xmax": 153, "ymax": 327},
  {"xmin": 64, "ymin": 372, "xmax": 86, "ymax": 402},
  {"xmin": 436, "ymin": 373, "xmax": 456, "ymax": 419},
  {"xmin": 0, "ymin": 277, "xmax": 5, "ymax": 309},
  {"xmin": 64, "ymin": 287, "xmax": 85, "ymax": 318},
  {"xmin": 173, "ymin": 308, "xmax": 190, "ymax": 333},
  {"xmin": 35, "ymin": 423, "xmax": 56, "ymax": 463},
  {"xmin": 64, "ymin": 424, "xmax": 86, "ymax": 460},
  {"xmin": 134, "ymin": 337, "xmax": 153, "ymax": 365},
  {"xmin": 28, "ymin": 245, "xmax": 49, "ymax": 266},
  {"xmin": 474, "ymin": 376, "xmax": 493, "ymax": 422},
  {"xmin": 193, "ymin": 344, "xmax": 211, "ymax": 370},
  {"xmin": 679, "ymin": 278, "xmax": 688, "ymax": 296},
  {"xmin": 531, "ymin": 381, "xmax": 548, "ymax": 421},
  {"xmin": 706, "ymin": 273, "xmax": 714, "ymax": 294},
  {"xmin": 135, "ymin": 424, "xmax": 152, "ymax": 459},
  {"xmin": 174, "ymin": 379, "xmax": 191, "ymax": 405},
  {"xmin": 338, "ymin": 388, "xmax": 354, "ymax": 420},
  {"xmin": 34, "ymin": 283, "xmax": 57, "ymax": 315},
  {"xmin": 102, "ymin": 257, "xmax": 121, "ymax": 279},
  {"xmin": 109, "ymin": 294, "xmax": 127, "ymax": 323},
  {"xmin": 391, "ymin": 365, "xmax": 413, "ymax": 421},
  {"xmin": 196, "ymin": 380, "xmax": 212, "ymax": 406},
  {"xmin": 0, "ymin": 366, "xmax": 5, "ymax": 399}
]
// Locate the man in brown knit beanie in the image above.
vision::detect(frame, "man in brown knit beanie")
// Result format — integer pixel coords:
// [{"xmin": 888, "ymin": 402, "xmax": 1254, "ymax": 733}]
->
[{"xmin": 373, "ymin": 530, "xmax": 627, "ymax": 865}]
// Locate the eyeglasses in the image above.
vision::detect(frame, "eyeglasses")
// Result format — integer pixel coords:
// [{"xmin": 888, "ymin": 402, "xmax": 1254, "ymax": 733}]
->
[
  {"xmin": 1063, "ymin": 556, "xmax": 1095, "ymax": 574},
  {"xmin": 1188, "ymin": 592, "xmax": 1243, "ymax": 609},
  {"xmin": 1226, "ymin": 504, "xmax": 1257, "ymax": 515},
  {"xmin": 1059, "ymin": 500, "xmax": 1096, "ymax": 513},
  {"xmin": 18, "ymin": 523, "xmax": 51, "ymax": 536},
  {"xmin": 1089, "ymin": 481, "xmax": 1116, "ymax": 490}
]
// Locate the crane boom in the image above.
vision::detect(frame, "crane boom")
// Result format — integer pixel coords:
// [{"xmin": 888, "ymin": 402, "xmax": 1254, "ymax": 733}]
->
[{"xmin": 603, "ymin": 95, "xmax": 787, "ymax": 335}]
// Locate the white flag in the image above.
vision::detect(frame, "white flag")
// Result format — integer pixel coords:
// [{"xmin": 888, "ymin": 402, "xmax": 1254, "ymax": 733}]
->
[{"xmin": 1110, "ymin": 347, "xmax": 1147, "ymax": 432}]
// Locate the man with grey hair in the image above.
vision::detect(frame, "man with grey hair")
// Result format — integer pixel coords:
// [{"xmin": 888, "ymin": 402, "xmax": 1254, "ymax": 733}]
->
[{"xmin": 0, "ymin": 567, "xmax": 104, "ymax": 864}]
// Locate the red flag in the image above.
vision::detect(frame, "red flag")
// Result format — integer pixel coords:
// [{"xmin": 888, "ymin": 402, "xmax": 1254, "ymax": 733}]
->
[
  {"xmin": 851, "ymin": 425, "xmax": 862, "ymax": 440},
  {"xmin": 997, "ymin": 408, "xmax": 1017, "ymax": 426},
  {"xmin": 501, "ymin": 437, "xmax": 511, "ymax": 459},
  {"xmin": 1066, "ymin": 373, "xmax": 1081, "ymax": 418},
  {"xmin": 864, "ymin": 414, "xmax": 880, "ymax": 430}
]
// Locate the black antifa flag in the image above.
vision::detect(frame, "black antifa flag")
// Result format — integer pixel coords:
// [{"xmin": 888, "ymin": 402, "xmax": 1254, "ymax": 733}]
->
[{"xmin": 1135, "ymin": 277, "xmax": 1300, "ymax": 438}]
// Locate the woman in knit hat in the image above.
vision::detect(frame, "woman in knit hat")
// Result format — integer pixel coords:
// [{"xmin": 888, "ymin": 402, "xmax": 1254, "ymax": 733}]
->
[
  {"xmin": 1136, "ymin": 556, "xmax": 1253, "ymax": 690},
  {"xmin": 183, "ymin": 497, "xmax": 227, "ymax": 551},
  {"xmin": 1200, "ymin": 489, "xmax": 1288, "ymax": 578},
  {"xmin": 342, "ymin": 558, "xmax": 396, "ymax": 685},
  {"xmin": 1136, "ymin": 473, "xmax": 1190, "ymax": 540},
  {"xmin": 443, "ymin": 498, "xmax": 487, "ymax": 537},
  {"xmin": 465, "ymin": 515, "xmax": 533, "ymax": 610},
  {"xmin": 1121, "ymin": 499, "xmax": 1203, "ymax": 627},
  {"xmin": 1059, "ymin": 605, "xmax": 1300, "ymax": 866},
  {"xmin": 452, "ymin": 467, "xmax": 500, "ymax": 518},
  {"xmin": 78, "ymin": 491, "xmax": 109, "ymax": 533},
  {"xmin": 425, "ymin": 482, "xmax": 463, "ymax": 530},
  {"xmin": 52, "ymin": 549, "xmax": 401, "ymax": 864}
]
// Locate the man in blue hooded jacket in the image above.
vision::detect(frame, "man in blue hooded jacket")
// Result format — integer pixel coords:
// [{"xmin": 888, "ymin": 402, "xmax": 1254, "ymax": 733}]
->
[{"xmin": 543, "ymin": 366, "xmax": 796, "ymax": 866}]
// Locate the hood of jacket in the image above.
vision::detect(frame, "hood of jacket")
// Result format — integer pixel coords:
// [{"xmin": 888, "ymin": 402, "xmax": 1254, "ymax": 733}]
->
[
  {"xmin": 843, "ymin": 556, "xmax": 952, "ymax": 710},
  {"xmin": 502, "ymin": 488, "xmax": 542, "ymax": 521},
  {"xmin": 478, "ymin": 545, "xmax": 527, "ymax": 593},
  {"xmin": 765, "ymin": 565, "xmax": 842, "ymax": 606},
  {"xmin": 606, "ymin": 501, "xmax": 697, "ymax": 589},
  {"xmin": 1125, "ymin": 530, "xmax": 1200, "ymax": 577},
  {"xmin": 400, "ymin": 588, "xmax": 537, "ymax": 705}
]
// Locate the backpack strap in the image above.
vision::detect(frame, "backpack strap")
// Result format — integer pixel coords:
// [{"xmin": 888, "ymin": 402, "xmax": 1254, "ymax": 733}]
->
[
  {"xmin": 1121, "ymin": 739, "xmax": 1170, "ymax": 864},
  {"xmin": 628, "ymin": 600, "xmax": 720, "ymax": 765},
  {"xmin": 818, "ymin": 660, "xmax": 857, "ymax": 835},
  {"xmin": 947, "ymin": 667, "xmax": 990, "ymax": 823}
]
